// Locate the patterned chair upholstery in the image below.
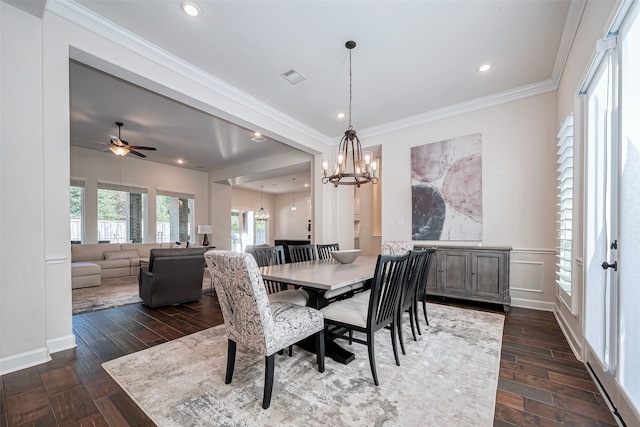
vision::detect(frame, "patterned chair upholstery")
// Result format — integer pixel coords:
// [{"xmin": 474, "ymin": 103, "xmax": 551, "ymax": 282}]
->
[
  {"xmin": 205, "ymin": 250, "xmax": 325, "ymax": 409},
  {"xmin": 382, "ymin": 240, "xmax": 414, "ymax": 255}
]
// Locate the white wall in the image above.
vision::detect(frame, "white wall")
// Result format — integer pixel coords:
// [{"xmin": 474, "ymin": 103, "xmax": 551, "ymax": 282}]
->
[
  {"xmin": 274, "ymin": 190, "xmax": 311, "ymax": 241},
  {"xmin": 71, "ymin": 147, "xmax": 209, "ymax": 244},
  {"xmin": 0, "ymin": 3, "xmax": 53, "ymax": 373},
  {"xmin": 367, "ymin": 92, "xmax": 559, "ymax": 310}
]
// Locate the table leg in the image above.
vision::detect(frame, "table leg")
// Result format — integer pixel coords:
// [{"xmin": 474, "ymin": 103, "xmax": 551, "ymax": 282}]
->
[{"xmin": 301, "ymin": 289, "xmax": 355, "ymax": 365}]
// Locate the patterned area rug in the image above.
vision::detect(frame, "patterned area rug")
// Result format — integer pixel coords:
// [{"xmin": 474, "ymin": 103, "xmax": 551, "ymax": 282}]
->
[
  {"xmin": 103, "ymin": 303, "xmax": 504, "ymax": 426},
  {"xmin": 72, "ymin": 275, "xmax": 212, "ymax": 314}
]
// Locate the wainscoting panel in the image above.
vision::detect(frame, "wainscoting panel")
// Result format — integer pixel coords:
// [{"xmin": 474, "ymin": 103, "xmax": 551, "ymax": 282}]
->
[
  {"xmin": 509, "ymin": 249, "xmax": 557, "ymax": 311},
  {"xmin": 510, "ymin": 260, "xmax": 544, "ymax": 293}
]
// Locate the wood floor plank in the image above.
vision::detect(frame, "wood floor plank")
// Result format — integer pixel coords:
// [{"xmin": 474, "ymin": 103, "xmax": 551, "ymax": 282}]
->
[
  {"xmin": 48, "ymin": 385, "xmax": 100, "ymax": 425},
  {"xmin": 5, "ymin": 387, "xmax": 56, "ymax": 426}
]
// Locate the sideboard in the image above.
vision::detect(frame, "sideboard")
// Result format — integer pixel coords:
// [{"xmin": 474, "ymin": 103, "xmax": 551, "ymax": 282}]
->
[{"xmin": 416, "ymin": 245, "xmax": 511, "ymax": 312}]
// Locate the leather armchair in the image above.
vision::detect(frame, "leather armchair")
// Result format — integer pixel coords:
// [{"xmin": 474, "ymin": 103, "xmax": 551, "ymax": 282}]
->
[{"xmin": 139, "ymin": 247, "xmax": 207, "ymax": 308}]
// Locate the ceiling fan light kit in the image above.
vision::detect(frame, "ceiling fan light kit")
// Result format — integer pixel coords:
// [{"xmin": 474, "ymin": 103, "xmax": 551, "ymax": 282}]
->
[
  {"xmin": 321, "ymin": 41, "xmax": 378, "ymax": 187},
  {"xmin": 103, "ymin": 122, "xmax": 157, "ymax": 158}
]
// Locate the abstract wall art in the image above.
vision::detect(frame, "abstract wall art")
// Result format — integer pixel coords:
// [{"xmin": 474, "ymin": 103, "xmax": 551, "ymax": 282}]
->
[{"xmin": 411, "ymin": 133, "xmax": 482, "ymax": 240}]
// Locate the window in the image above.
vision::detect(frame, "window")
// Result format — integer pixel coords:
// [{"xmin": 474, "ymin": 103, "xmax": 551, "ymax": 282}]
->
[
  {"xmin": 97, "ymin": 182, "xmax": 148, "ymax": 243},
  {"xmin": 156, "ymin": 190, "xmax": 194, "ymax": 243},
  {"xmin": 231, "ymin": 209, "xmax": 268, "ymax": 251},
  {"xmin": 70, "ymin": 179, "xmax": 85, "ymax": 243},
  {"xmin": 556, "ymin": 113, "xmax": 574, "ymax": 308}
]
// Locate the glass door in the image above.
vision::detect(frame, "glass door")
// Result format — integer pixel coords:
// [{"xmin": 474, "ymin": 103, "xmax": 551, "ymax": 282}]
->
[
  {"xmin": 584, "ymin": 6, "xmax": 640, "ymax": 419},
  {"xmin": 584, "ymin": 52, "xmax": 618, "ymax": 375},
  {"xmin": 618, "ymin": 6, "xmax": 640, "ymax": 412}
]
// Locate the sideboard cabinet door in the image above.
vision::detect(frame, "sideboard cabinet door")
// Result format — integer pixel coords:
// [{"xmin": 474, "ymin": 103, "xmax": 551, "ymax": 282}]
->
[
  {"xmin": 439, "ymin": 250, "xmax": 472, "ymax": 297},
  {"xmin": 472, "ymin": 250, "xmax": 509, "ymax": 303}
]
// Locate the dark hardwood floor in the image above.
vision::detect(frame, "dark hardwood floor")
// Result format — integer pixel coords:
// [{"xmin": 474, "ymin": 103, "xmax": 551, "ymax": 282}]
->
[{"xmin": 0, "ymin": 294, "xmax": 618, "ymax": 426}]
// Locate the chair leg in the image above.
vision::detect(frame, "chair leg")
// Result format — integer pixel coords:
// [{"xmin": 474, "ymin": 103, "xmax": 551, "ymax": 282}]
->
[
  {"xmin": 316, "ymin": 329, "xmax": 325, "ymax": 373},
  {"xmin": 263, "ymin": 354, "xmax": 275, "ymax": 409},
  {"xmin": 288, "ymin": 345, "xmax": 293, "ymax": 357},
  {"xmin": 414, "ymin": 299, "xmax": 422, "ymax": 335},
  {"xmin": 348, "ymin": 329, "xmax": 353, "ymax": 345},
  {"xmin": 225, "ymin": 339, "xmax": 236, "ymax": 384},
  {"xmin": 408, "ymin": 307, "xmax": 418, "ymax": 341},
  {"xmin": 422, "ymin": 298, "xmax": 429, "ymax": 326},
  {"xmin": 397, "ymin": 311, "xmax": 406, "ymax": 356},
  {"xmin": 391, "ymin": 321, "xmax": 400, "ymax": 367},
  {"xmin": 366, "ymin": 331, "xmax": 379, "ymax": 386}
]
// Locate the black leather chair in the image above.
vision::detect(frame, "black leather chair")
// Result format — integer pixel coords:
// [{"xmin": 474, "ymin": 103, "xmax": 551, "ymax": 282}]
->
[{"xmin": 139, "ymin": 247, "xmax": 207, "ymax": 308}]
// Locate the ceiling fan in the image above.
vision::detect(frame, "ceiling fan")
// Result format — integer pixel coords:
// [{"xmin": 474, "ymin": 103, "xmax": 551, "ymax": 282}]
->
[{"xmin": 102, "ymin": 122, "xmax": 157, "ymax": 158}]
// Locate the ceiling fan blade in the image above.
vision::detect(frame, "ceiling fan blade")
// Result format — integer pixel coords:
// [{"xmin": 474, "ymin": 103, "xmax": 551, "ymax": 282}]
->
[
  {"xmin": 127, "ymin": 146, "xmax": 157, "ymax": 151},
  {"xmin": 110, "ymin": 135, "xmax": 126, "ymax": 146},
  {"xmin": 129, "ymin": 150, "xmax": 147, "ymax": 158}
]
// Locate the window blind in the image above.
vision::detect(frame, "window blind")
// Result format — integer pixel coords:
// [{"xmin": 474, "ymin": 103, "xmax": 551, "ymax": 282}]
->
[
  {"xmin": 556, "ymin": 114, "xmax": 574, "ymax": 294},
  {"xmin": 97, "ymin": 182, "xmax": 148, "ymax": 194},
  {"xmin": 70, "ymin": 178, "xmax": 85, "ymax": 188},
  {"xmin": 156, "ymin": 189, "xmax": 194, "ymax": 199}
]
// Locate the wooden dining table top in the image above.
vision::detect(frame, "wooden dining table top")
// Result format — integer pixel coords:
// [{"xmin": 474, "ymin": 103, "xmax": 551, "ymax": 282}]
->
[{"xmin": 259, "ymin": 256, "xmax": 378, "ymax": 292}]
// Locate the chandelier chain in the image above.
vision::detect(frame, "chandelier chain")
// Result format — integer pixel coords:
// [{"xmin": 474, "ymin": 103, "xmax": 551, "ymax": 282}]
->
[{"xmin": 348, "ymin": 47, "xmax": 353, "ymax": 130}]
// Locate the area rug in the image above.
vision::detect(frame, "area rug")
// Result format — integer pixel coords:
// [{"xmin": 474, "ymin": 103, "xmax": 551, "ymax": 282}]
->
[
  {"xmin": 103, "ymin": 303, "xmax": 504, "ymax": 426},
  {"xmin": 72, "ymin": 275, "xmax": 212, "ymax": 314}
]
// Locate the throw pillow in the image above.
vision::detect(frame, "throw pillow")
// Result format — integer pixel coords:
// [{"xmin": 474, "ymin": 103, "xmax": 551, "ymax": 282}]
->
[{"xmin": 104, "ymin": 249, "xmax": 140, "ymax": 260}]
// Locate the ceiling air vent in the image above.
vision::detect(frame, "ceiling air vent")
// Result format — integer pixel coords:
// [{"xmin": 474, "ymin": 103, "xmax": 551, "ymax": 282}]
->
[
  {"xmin": 281, "ymin": 68, "xmax": 306, "ymax": 85},
  {"xmin": 251, "ymin": 135, "xmax": 267, "ymax": 143}
]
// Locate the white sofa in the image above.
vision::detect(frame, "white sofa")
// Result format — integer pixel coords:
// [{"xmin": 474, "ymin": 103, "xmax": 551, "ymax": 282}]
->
[{"xmin": 70, "ymin": 242, "xmax": 199, "ymax": 288}]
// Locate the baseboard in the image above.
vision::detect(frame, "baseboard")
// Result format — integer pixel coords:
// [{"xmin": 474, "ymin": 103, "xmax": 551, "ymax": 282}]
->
[
  {"xmin": 511, "ymin": 297, "xmax": 555, "ymax": 311},
  {"xmin": 0, "ymin": 347, "xmax": 51, "ymax": 376},
  {"xmin": 553, "ymin": 307, "xmax": 583, "ymax": 361},
  {"xmin": 48, "ymin": 334, "xmax": 77, "ymax": 354}
]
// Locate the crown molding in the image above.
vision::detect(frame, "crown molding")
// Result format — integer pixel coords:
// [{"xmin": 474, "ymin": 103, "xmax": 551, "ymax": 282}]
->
[
  {"xmin": 46, "ymin": 0, "xmax": 332, "ymax": 146},
  {"xmin": 360, "ymin": 78, "xmax": 558, "ymax": 139},
  {"xmin": 552, "ymin": 0, "xmax": 587, "ymax": 84}
]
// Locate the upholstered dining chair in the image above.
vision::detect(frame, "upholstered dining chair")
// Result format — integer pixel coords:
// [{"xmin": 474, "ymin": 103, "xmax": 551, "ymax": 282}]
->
[
  {"xmin": 414, "ymin": 248, "xmax": 436, "ymax": 334},
  {"xmin": 382, "ymin": 240, "xmax": 414, "ymax": 255},
  {"xmin": 316, "ymin": 243, "xmax": 340, "ymax": 260},
  {"xmin": 246, "ymin": 245, "xmax": 308, "ymax": 306},
  {"xmin": 321, "ymin": 253, "xmax": 410, "ymax": 386},
  {"xmin": 396, "ymin": 249, "xmax": 429, "ymax": 355},
  {"xmin": 205, "ymin": 250, "xmax": 325, "ymax": 409},
  {"xmin": 288, "ymin": 244, "xmax": 318, "ymax": 263}
]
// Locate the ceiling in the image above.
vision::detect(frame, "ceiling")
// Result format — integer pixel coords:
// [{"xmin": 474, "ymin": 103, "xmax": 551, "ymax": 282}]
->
[{"xmin": 58, "ymin": 0, "xmax": 579, "ymax": 194}]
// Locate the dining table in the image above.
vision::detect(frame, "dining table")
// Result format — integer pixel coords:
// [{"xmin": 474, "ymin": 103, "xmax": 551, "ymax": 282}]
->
[{"xmin": 260, "ymin": 255, "xmax": 378, "ymax": 364}]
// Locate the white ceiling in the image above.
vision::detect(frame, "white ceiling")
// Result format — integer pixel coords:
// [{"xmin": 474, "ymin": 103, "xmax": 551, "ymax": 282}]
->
[{"xmin": 57, "ymin": 0, "xmax": 580, "ymax": 193}]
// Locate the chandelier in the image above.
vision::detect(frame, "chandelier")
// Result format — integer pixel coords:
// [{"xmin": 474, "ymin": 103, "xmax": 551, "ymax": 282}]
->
[
  {"xmin": 256, "ymin": 186, "xmax": 269, "ymax": 221},
  {"xmin": 322, "ymin": 40, "xmax": 378, "ymax": 187}
]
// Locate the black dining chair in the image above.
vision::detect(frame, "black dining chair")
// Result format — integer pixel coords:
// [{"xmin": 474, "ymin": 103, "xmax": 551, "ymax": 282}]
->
[
  {"xmin": 414, "ymin": 248, "xmax": 436, "ymax": 334},
  {"xmin": 320, "ymin": 253, "xmax": 410, "ymax": 386},
  {"xmin": 316, "ymin": 243, "xmax": 340, "ymax": 260},
  {"xmin": 246, "ymin": 245, "xmax": 308, "ymax": 306},
  {"xmin": 288, "ymin": 244, "xmax": 317, "ymax": 263},
  {"xmin": 396, "ymin": 249, "xmax": 429, "ymax": 354}
]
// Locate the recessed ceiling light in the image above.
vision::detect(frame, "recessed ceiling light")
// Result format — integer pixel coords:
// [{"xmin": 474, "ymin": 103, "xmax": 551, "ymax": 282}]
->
[
  {"xmin": 478, "ymin": 63, "xmax": 491, "ymax": 72},
  {"xmin": 177, "ymin": 159, "xmax": 184, "ymax": 164},
  {"xmin": 181, "ymin": 1, "xmax": 200, "ymax": 17},
  {"xmin": 337, "ymin": 113, "xmax": 345, "ymax": 119},
  {"xmin": 254, "ymin": 132, "xmax": 262, "ymax": 137}
]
